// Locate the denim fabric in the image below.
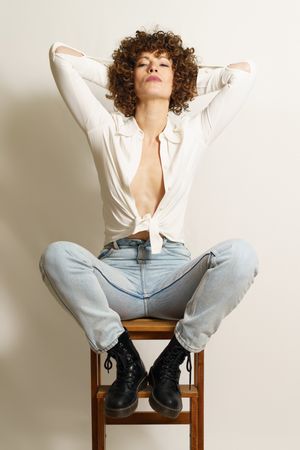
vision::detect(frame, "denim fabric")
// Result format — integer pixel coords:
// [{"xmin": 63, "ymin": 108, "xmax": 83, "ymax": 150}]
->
[{"xmin": 38, "ymin": 237, "xmax": 259, "ymax": 353}]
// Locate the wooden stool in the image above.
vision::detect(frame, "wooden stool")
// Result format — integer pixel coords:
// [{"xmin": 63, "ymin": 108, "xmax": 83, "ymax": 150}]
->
[{"xmin": 90, "ymin": 318, "xmax": 204, "ymax": 450}]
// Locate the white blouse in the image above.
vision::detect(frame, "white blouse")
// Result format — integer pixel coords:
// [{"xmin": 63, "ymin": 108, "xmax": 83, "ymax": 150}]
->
[{"xmin": 49, "ymin": 41, "xmax": 257, "ymax": 253}]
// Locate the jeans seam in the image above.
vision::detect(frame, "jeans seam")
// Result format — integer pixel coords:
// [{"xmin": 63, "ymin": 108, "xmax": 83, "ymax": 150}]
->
[
  {"xmin": 149, "ymin": 252, "xmax": 212, "ymax": 297},
  {"xmin": 93, "ymin": 266, "xmax": 144, "ymax": 300}
]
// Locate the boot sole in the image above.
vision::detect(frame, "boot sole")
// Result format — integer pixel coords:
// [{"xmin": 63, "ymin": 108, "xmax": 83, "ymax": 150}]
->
[
  {"xmin": 148, "ymin": 368, "xmax": 182, "ymax": 419},
  {"xmin": 105, "ymin": 373, "xmax": 148, "ymax": 418},
  {"xmin": 149, "ymin": 392, "xmax": 182, "ymax": 419}
]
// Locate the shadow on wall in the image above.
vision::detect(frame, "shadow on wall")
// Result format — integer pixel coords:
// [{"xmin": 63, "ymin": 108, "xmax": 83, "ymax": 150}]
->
[{"xmin": 0, "ymin": 81, "xmax": 111, "ymax": 449}]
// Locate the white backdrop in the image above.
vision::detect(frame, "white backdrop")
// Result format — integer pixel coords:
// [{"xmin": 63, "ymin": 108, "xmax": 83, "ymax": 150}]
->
[{"xmin": 1, "ymin": 1, "xmax": 299, "ymax": 449}]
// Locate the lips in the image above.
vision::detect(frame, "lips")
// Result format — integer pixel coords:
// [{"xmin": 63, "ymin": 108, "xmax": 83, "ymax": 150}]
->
[{"xmin": 146, "ymin": 75, "xmax": 162, "ymax": 82}]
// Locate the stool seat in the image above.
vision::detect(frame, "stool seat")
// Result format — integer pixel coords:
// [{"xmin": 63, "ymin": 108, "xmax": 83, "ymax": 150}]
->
[
  {"xmin": 97, "ymin": 384, "xmax": 198, "ymax": 398},
  {"xmin": 90, "ymin": 318, "xmax": 204, "ymax": 449}
]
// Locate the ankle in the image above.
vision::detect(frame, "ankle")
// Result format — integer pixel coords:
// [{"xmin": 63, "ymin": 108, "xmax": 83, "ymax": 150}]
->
[
  {"xmin": 173, "ymin": 334, "xmax": 190, "ymax": 355},
  {"xmin": 108, "ymin": 328, "xmax": 128, "ymax": 353}
]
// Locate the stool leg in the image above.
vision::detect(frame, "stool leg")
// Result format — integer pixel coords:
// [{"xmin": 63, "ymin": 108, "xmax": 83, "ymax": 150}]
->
[
  {"xmin": 91, "ymin": 350, "xmax": 99, "ymax": 450},
  {"xmin": 98, "ymin": 398, "xmax": 106, "ymax": 450},
  {"xmin": 196, "ymin": 351, "xmax": 204, "ymax": 450},
  {"xmin": 190, "ymin": 352, "xmax": 205, "ymax": 450},
  {"xmin": 91, "ymin": 350, "xmax": 107, "ymax": 450},
  {"xmin": 190, "ymin": 396, "xmax": 199, "ymax": 450}
]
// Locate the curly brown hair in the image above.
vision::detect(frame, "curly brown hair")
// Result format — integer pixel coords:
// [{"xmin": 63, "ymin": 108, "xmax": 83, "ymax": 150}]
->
[{"xmin": 105, "ymin": 28, "xmax": 200, "ymax": 117}]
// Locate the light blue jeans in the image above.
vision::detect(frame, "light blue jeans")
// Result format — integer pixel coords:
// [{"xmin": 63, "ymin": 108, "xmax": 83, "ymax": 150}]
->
[{"xmin": 38, "ymin": 237, "xmax": 259, "ymax": 354}]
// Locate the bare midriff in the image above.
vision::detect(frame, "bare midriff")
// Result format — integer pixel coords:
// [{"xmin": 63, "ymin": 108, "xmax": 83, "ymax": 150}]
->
[
  {"xmin": 126, "ymin": 230, "xmax": 166, "ymax": 240},
  {"xmin": 126, "ymin": 230, "xmax": 150, "ymax": 240}
]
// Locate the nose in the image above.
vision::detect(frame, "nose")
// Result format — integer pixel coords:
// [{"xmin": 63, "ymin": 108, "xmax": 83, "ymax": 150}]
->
[{"xmin": 148, "ymin": 62, "xmax": 158, "ymax": 73}]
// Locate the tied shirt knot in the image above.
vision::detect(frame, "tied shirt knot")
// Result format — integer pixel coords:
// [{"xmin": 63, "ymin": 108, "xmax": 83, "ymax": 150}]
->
[{"xmin": 134, "ymin": 213, "xmax": 163, "ymax": 254}]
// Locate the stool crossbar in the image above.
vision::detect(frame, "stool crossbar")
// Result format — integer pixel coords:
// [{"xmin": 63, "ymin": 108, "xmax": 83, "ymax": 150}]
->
[{"xmin": 90, "ymin": 318, "xmax": 204, "ymax": 450}]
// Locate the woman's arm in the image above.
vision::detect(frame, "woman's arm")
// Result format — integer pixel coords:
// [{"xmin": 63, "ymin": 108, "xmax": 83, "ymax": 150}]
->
[
  {"xmin": 195, "ymin": 60, "xmax": 257, "ymax": 145},
  {"xmin": 197, "ymin": 61, "xmax": 251, "ymax": 95},
  {"xmin": 227, "ymin": 62, "xmax": 251, "ymax": 72},
  {"xmin": 49, "ymin": 41, "xmax": 112, "ymax": 133},
  {"xmin": 55, "ymin": 45, "xmax": 84, "ymax": 57}
]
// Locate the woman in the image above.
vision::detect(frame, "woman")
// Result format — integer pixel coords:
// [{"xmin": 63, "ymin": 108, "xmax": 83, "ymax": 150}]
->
[{"xmin": 39, "ymin": 28, "xmax": 259, "ymax": 419}]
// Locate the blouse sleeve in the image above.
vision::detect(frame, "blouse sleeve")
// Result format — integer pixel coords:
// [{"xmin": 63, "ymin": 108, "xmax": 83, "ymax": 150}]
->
[
  {"xmin": 196, "ymin": 60, "xmax": 257, "ymax": 146},
  {"xmin": 49, "ymin": 41, "xmax": 113, "ymax": 133},
  {"xmin": 196, "ymin": 64, "xmax": 227, "ymax": 95}
]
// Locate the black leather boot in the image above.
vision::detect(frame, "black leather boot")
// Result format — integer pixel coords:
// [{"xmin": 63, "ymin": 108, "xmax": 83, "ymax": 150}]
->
[
  {"xmin": 103, "ymin": 327, "xmax": 148, "ymax": 418},
  {"xmin": 148, "ymin": 334, "xmax": 192, "ymax": 418}
]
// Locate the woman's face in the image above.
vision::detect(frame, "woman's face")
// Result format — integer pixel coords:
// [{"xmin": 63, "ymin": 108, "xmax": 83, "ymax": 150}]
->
[{"xmin": 133, "ymin": 50, "xmax": 174, "ymax": 103}]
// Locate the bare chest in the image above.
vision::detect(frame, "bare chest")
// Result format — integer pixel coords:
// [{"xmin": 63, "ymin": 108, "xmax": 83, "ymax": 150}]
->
[{"xmin": 129, "ymin": 140, "xmax": 165, "ymax": 218}]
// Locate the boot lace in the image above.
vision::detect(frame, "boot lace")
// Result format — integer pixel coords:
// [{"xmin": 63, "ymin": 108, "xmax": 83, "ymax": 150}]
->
[
  {"xmin": 159, "ymin": 350, "xmax": 192, "ymax": 390},
  {"xmin": 104, "ymin": 343, "xmax": 138, "ymax": 388}
]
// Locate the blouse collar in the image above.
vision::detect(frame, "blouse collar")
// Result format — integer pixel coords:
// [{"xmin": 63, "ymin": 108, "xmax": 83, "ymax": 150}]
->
[{"xmin": 114, "ymin": 112, "xmax": 183, "ymax": 143}]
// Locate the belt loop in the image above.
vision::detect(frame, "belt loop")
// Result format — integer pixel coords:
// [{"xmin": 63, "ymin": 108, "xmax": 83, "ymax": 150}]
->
[{"xmin": 113, "ymin": 240, "xmax": 119, "ymax": 249}]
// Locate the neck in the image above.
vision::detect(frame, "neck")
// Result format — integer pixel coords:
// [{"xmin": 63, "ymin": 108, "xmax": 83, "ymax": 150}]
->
[{"xmin": 134, "ymin": 100, "xmax": 169, "ymax": 144}]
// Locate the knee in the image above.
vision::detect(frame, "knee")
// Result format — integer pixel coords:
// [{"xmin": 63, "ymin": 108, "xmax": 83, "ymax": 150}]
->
[
  {"xmin": 39, "ymin": 241, "xmax": 73, "ymax": 275},
  {"xmin": 230, "ymin": 239, "xmax": 259, "ymax": 279}
]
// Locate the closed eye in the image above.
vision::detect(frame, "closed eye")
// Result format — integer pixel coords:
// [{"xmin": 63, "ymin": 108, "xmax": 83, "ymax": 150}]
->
[{"xmin": 137, "ymin": 63, "xmax": 169, "ymax": 67}]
